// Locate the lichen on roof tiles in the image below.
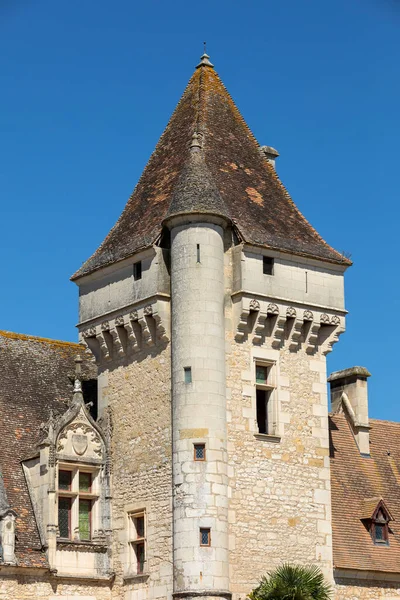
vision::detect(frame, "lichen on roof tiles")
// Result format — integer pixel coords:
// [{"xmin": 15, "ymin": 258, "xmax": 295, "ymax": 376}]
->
[
  {"xmin": 0, "ymin": 330, "xmax": 97, "ymax": 567},
  {"xmin": 72, "ymin": 59, "xmax": 349, "ymax": 280}
]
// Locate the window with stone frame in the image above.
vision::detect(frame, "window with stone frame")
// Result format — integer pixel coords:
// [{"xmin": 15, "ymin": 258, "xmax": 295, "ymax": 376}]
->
[
  {"xmin": 255, "ymin": 361, "xmax": 277, "ymax": 435},
  {"xmin": 57, "ymin": 466, "xmax": 99, "ymax": 541},
  {"xmin": 128, "ymin": 510, "xmax": 146, "ymax": 575}
]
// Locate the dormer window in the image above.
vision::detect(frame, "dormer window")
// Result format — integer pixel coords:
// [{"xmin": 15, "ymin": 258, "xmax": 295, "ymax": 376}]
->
[
  {"xmin": 371, "ymin": 508, "xmax": 389, "ymax": 546},
  {"xmin": 361, "ymin": 498, "xmax": 393, "ymax": 547}
]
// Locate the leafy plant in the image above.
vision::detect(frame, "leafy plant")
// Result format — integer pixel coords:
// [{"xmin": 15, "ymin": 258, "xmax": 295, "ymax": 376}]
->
[{"xmin": 248, "ymin": 564, "xmax": 332, "ymax": 600}]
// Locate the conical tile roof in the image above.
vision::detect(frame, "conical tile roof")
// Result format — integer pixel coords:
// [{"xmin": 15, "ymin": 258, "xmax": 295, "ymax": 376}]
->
[{"xmin": 72, "ymin": 57, "xmax": 349, "ymax": 280}]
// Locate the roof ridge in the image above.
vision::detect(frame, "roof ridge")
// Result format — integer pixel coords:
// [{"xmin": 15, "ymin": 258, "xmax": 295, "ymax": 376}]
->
[{"xmin": 0, "ymin": 330, "xmax": 83, "ymax": 348}]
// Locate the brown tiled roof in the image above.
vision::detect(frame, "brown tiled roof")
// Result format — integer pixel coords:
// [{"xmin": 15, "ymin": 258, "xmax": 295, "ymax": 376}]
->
[
  {"xmin": 72, "ymin": 60, "xmax": 349, "ymax": 280},
  {"xmin": 0, "ymin": 331, "xmax": 96, "ymax": 568},
  {"xmin": 330, "ymin": 414, "xmax": 400, "ymax": 573}
]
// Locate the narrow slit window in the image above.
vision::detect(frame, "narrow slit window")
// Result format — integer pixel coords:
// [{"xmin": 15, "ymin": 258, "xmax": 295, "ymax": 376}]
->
[
  {"xmin": 133, "ymin": 261, "xmax": 142, "ymax": 280},
  {"xmin": 255, "ymin": 361, "xmax": 277, "ymax": 436},
  {"xmin": 200, "ymin": 527, "xmax": 211, "ymax": 546},
  {"xmin": 197, "ymin": 244, "xmax": 201, "ymax": 263},
  {"xmin": 184, "ymin": 367, "xmax": 192, "ymax": 384},
  {"xmin": 263, "ymin": 256, "xmax": 274, "ymax": 275},
  {"xmin": 256, "ymin": 389, "xmax": 270, "ymax": 434},
  {"xmin": 194, "ymin": 443, "xmax": 206, "ymax": 461}
]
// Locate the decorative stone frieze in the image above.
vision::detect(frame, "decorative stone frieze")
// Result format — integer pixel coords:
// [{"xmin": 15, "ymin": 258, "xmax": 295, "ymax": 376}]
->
[
  {"xmin": 234, "ymin": 296, "xmax": 345, "ymax": 355},
  {"xmin": 80, "ymin": 299, "xmax": 170, "ymax": 363}
]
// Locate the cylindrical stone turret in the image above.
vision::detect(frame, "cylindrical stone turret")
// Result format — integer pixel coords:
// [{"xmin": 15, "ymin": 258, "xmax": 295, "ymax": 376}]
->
[{"xmin": 168, "ymin": 214, "xmax": 230, "ymax": 600}]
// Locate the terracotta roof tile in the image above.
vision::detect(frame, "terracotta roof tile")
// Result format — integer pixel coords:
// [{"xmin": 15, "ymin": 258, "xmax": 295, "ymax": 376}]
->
[
  {"xmin": 330, "ymin": 414, "xmax": 400, "ymax": 573},
  {"xmin": 72, "ymin": 62, "xmax": 349, "ymax": 280}
]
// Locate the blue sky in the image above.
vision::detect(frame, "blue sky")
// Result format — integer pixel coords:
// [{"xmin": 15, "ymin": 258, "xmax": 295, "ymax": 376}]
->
[{"xmin": 1, "ymin": 0, "xmax": 399, "ymax": 419}]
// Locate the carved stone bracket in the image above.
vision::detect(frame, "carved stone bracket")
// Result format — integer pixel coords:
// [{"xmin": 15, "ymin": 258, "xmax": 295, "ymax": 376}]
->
[
  {"xmin": 233, "ymin": 296, "xmax": 345, "ymax": 354},
  {"xmin": 80, "ymin": 300, "xmax": 170, "ymax": 363}
]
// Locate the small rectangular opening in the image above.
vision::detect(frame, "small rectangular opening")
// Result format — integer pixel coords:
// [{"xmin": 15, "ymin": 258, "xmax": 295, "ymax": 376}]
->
[
  {"xmin": 133, "ymin": 261, "xmax": 142, "ymax": 280},
  {"xmin": 197, "ymin": 244, "xmax": 201, "ymax": 263},
  {"xmin": 194, "ymin": 443, "xmax": 206, "ymax": 461},
  {"xmin": 256, "ymin": 388, "xmax": 271, "ymax": 435},
  {"xmin": 263, "ymin": 256, "xmax": 274, "ymax": 275},
  {"xmin": 200, "ymin": 527, "xmax": 211, "ymax": 546},
  {"xmin": 184, "ymin": 367, "xmax": 192, "ymax": 384}
]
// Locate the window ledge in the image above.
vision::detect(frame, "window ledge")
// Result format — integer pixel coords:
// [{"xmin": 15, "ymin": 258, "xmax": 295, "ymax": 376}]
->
[
  {"xmin": 123, "ymin": 572, "xmax": 150, "ymax": 582},
  {"xmin": 56, "ymin": 539, "xmax": 108, "ymax": 553},
  {"xmin": 254, "ymin": 433, "xmax": 281, "ymax": 443}
]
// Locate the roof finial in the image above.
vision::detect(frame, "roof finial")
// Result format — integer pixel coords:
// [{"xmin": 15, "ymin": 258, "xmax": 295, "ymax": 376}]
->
[
  {"xmin": 196, "ymin": 44, "xmax": 214, "ymax": 69},
  {"xmin": 73, "ymin": 355, "xmax": 83, "ymax": 393}
]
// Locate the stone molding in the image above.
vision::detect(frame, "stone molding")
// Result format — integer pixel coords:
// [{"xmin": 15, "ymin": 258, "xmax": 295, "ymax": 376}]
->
[
  {"xmin": 234, "ymin": 296, "xmax": 345, "ymax": 354},
  {"xmin": 80, "ymin": 299, "xmax": 170, "ymax": 363}
]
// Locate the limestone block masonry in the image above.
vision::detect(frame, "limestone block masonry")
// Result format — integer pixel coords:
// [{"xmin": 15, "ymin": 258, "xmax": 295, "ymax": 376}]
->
[{"xmin": 170, "ymin": 219, "xmax": 230, "ymax": 600}]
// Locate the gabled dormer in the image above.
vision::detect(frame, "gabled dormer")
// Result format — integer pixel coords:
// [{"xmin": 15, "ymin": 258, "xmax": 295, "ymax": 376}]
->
[
  {"xmin": 23, "ymin": 356, "xmax": 112, "ymax": 579},
  {"xmin": 361, "ymin": 498, "xmax": 394, "ymax": 546}
]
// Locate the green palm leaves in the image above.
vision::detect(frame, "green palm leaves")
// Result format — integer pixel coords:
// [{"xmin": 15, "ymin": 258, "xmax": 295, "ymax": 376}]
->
[{"xmin": 249, "ymin": 564, "xmax": 332, "ymax": 600}]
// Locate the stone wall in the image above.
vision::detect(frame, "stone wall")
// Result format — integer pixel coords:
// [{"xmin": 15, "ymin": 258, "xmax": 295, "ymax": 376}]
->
[
  {"xmin": 334, "ymin": 578, "xmax": 400, "ymax": 599},
  {"xmin": 102, "ymin": 341, "xmax": 173, "ymax": 600},
  {"xmin": 0, "ymin": 572, "xmax": 111, "ymax": 600},
  {"xmin": 225, "ymin": 243, "xmax": 334, "ymax": 599}
]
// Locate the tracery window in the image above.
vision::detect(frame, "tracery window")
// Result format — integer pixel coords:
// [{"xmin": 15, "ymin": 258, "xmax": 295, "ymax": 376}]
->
[{"xmin": 57, "ymin": 467, "xmax": 99, "ymax": 541}]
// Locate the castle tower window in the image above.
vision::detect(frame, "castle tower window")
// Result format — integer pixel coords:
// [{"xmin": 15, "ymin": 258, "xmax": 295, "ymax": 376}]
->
[
  {"xmin": 200, "ymin": 527, "xmax": 211, "ymax": 547},
  {"xmin": 263, "ymin": 256, "xmax": 274, "ymax": 275},
  {"xmin": 133, "ymin": 261, "xmax": 142, "ymax": 280},
  {"xmin": 255, "ymin": 361, "xmax": 277, "ymax": 436},
  {"xmin": 184, "ymin": 367, "xmax": 192, "ymax": 384},
  {"xmin": 197, "ymin": 243, "xmax": 201, "ymax": 263},
  {"xmin": 57, "ymin": 467, "xmax": 99, "ymax": 541},
  {"xmin": 128, "ymin": 511, "xmax": 146, "ymax": 574},
  {"xmin": 194, "ymin": 443, "xmax": 206, "ymax": 461}
]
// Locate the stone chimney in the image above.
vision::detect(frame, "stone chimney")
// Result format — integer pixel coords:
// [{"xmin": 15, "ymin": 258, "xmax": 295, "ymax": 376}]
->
[
  {"xmin": 328, "ymin": 366, "xmax": 371, "ymax": 456},
  {"xmin": 260, "ymin": 145, "xmax": 279, "ymax": 169}
]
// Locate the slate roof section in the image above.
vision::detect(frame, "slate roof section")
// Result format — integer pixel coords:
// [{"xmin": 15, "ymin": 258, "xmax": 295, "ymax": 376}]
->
[
  {"xmin": 330, "ymin": 414, "xmax": 400, "ymax": 573},
  {"xmin": 72, "ymin": 59, "xmax": 349, "ymax": 280},
  {"xmin": 165, "ymin": 147, "xmax": 230, "ymax": 221},
  {"xmin": 0, "ymin": 331, "xmax": 97, "ymax": 568}
]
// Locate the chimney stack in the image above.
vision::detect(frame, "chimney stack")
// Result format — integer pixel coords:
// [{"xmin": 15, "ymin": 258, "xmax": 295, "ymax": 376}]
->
[
  {"xmin": 328, "ymin": 366, "xmax": 371, "ymax": 456},
  {"xmin": 260, "ymin": 145, "xmax": 279, "ymax": 170}
]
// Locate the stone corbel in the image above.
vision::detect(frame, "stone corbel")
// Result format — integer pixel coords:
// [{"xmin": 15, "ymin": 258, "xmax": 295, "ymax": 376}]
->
[
  {"xmin": 151, "ymin": 301, "xmax": 170, "ymax": 344},
  {"xmin": 95, "ymin": 322, "xmax": 113, "ymax": 361},
  {"xmin": 319, "ymin": 315, "xmax": 345, "ymax": 355},
  {"xmin": 138, "ymin": 306, "xmax": 155, "ymax": 346},
  {"xmin": 109, "ymin": 318, "xmax": 127, "ymax": 358},
  {"xmin": 235, "ymin": 306, "xmax": 251, "ymax": 342}
]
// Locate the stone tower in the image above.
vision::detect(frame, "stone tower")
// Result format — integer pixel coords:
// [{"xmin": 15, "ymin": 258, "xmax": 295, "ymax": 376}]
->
[{"xmin": 72, "ymin": 53, "xmax": 350, "ymax": 600}]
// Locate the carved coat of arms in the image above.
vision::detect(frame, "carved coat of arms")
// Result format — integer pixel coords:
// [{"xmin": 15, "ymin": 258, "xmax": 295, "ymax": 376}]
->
[{"xmin": 72, "ymin": 434, "xmax": 88, "ymax": 456}]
